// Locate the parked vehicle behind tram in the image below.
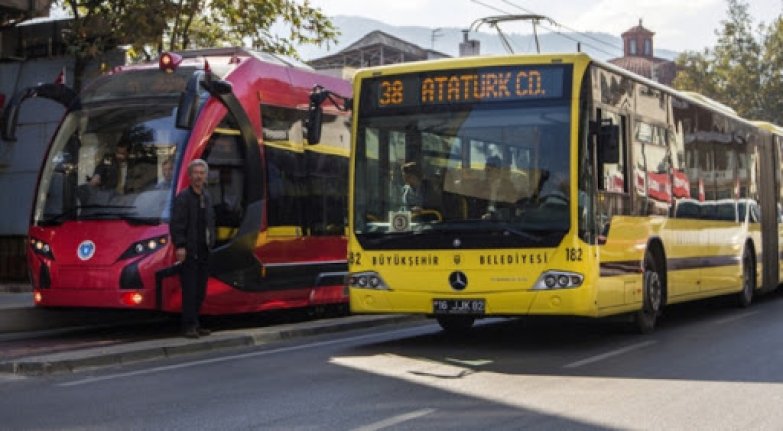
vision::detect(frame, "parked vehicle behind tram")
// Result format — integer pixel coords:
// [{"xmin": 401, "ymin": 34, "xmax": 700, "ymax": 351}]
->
[
  {"xmin": 4, "ymin": 48, "xmax": 352, "ymax": 314},
  {"xmin": 309, "ymin": 52, "xmax": 783, "ymax": 333}
]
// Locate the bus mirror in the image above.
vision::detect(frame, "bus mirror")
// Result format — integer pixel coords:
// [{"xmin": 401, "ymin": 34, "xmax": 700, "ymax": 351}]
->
[
  {"xmin": 598, "ymin": 121, "xmax": 620, "ymax": 164},
  {"xmin": 306, "ymin": 90, "xmax": 325, "ymax": 145}
]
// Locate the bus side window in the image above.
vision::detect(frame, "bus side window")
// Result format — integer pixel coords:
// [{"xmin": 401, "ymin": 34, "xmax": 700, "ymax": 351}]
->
[{"xmin": 595, "ymin": 109, "xmax": 629, "ymax": 243}]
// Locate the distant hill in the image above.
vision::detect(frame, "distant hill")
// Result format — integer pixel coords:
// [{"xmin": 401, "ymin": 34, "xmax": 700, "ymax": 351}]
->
[{"xmin": 299, "ymin": 16, "xmax": 679, "ymax": 62}]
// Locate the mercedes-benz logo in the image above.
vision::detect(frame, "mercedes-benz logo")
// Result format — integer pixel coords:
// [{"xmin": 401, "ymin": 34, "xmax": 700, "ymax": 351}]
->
[{"xmin": 449, "ymin": 271, "xmax": 468, "ymax": 291}]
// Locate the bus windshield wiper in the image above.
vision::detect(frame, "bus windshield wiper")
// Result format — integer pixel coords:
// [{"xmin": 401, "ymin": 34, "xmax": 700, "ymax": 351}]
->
[
  {"xmin": 430, "ymin": 220, "xmax": 546, "ymax": 243},
  {"xmin": 489, "ymin": 223, "xmax": 545, "ymax": 243}
]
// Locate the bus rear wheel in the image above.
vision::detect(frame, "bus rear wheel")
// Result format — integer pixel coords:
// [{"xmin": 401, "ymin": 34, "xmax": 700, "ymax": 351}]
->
[
  {"xmin": 634, "ymin": 256, "xmax": 663, "ymax": 334},
  {"xmin": 736, "ymin": 248, "xmax": 755, "ymax": 308},
  {"xmin": 436, "ymin": 315, "xmax": 475, "ymax": 333}
]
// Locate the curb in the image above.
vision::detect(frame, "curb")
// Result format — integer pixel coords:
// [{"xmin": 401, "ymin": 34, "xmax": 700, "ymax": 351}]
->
[
  {"xmin": 0, "ymin": 284, "xmax": 32, "ymax": 294},
  {"xmin": 0, "ymin": 314, "xmax": 422, "ymax": 376}
]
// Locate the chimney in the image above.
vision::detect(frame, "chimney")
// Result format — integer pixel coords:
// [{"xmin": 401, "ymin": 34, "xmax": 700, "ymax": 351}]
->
[{"xmin": 459, "ymin": 30, "xmax": 480, "ymax": 57}]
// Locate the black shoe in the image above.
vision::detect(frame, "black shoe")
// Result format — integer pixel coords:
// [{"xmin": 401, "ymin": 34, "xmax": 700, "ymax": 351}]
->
[
  {"xmin": 183, "ymin": 329, "xmax": 199, "ymax": 339},
  {"xmin": 197, "ymin": 328, "xmax": 211, "ymax": 336}
]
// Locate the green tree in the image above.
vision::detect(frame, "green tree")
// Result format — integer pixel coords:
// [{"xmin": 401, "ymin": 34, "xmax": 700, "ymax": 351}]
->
[
  {"xmin": 57, "ymin": 0, "xmax": 338, "ymax": 91},
  {"xmin": 671, "ymin": 0, "xmax": 783, "ymax": 122},
  {"xmin": 58, "ymin": 0, "xmax": 173, "ymax": 91},
  {"xmin": 166, "ymin": 0, "xmax": 338, "ymax": 55},
  {"xmin": 758, "ymin": 17, "xmax": 783, "ymax": 123}
]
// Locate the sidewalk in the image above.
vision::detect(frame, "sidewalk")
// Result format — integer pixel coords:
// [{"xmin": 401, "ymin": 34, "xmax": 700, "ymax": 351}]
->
[
  {"xmin": 0, "ymin": 283, "xmax": 31, "ymax": 293},
  {"xmin": 0, "ymin": 314, "xmax": 421, "ymax": 376},
  {"xmin": 0, "ymin": 292, "xmax": 32, "ymax": 310}
]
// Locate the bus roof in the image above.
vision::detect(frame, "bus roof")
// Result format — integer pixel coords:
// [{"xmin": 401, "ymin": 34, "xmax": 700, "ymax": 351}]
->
[{"xmin": 351, "ymin": 51, "xmax": 780, "ymax": 130}]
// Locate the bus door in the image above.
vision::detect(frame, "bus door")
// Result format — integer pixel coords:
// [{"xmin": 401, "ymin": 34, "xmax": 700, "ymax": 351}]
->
[{"xmin": 594, "ymin": 109, "xmax": 632, "ymax": 308}]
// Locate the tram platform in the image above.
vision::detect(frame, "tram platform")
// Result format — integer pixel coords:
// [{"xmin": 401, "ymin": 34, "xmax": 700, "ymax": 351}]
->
[
  {"xmin": 0, "ymin": 312, "xmax": 418, "ymax": 376},
  {"xmin": 0, "ymin": 287, "xmax": 160, "ymax": 333}
]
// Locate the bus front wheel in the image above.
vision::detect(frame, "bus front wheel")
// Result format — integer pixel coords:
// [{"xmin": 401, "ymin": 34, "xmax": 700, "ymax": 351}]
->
[
  {"xmin": 436, "ymin": 315, "xmax": 475, "ymax": 333},
  {"xmin": 634, "ymin": 255, "xmax": 663, "ymax": 334}
]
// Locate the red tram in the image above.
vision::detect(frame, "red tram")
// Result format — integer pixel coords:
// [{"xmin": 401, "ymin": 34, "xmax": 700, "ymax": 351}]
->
[{"xmin": 2, "ymin": 48, "xmax": 351, "ymax": 314}]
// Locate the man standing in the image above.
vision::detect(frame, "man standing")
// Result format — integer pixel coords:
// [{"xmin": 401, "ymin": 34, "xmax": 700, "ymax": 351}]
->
[{"xmin": 170, "ymin": 159, "xmax": 215, "ymax": 338}]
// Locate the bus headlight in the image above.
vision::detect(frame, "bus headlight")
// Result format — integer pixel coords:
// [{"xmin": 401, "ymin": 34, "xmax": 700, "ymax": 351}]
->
[
  {"xmin": 348, "ymin": 272, "xmax": 390, "ymax": 290},
  {"xmin": 120, "ymin": 236, "xmax": 169, "ymax": 260},
  {"xmin": 533, "ymin": 271, "xmax": 584, "ymax": 290}
]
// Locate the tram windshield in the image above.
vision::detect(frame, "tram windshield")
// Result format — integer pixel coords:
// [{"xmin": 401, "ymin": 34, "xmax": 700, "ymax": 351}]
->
[
  {"xmin": 355, "ymin": 100, "xmax": 573, "ymax": 249},
  {"xmin": 33, "ymin": 100, "xmax": 189, "ymax": 225}
]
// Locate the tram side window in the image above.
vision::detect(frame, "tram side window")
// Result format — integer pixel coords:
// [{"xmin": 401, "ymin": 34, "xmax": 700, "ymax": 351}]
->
[
  {"xmin": 261, "ymin": 105, "xmax": 302, "ymax": 145},
  {"xmin": 306, "ymin": 152, "xmax": 348, "ymax": 235},
  {"xmin": 266, "ymin": 148, "xmax": 307, "ymax": 231},
  {"xmin": 319, "ymin": 114, "xmax": 350, "ymax": 149},
  {"xmin": 202, "ymin": 124, "xmax": 246, "ymax": 244}
]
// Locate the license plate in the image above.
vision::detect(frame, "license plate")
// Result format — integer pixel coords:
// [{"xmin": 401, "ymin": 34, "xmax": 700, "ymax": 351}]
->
[{"xmin": 433, "ymin": 299, "xmax": 485, "ymax": 315}]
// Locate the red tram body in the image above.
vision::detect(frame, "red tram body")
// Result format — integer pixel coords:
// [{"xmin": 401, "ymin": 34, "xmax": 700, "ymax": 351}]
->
[{"xmin": 11, "ymin": 48, "xmax": 352, "ymax": 314}]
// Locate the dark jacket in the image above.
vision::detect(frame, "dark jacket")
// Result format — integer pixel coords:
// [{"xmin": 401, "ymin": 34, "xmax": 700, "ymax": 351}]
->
[{"xmin": 170, "ymin": 187, "xmax": 216, "ymax": 260}]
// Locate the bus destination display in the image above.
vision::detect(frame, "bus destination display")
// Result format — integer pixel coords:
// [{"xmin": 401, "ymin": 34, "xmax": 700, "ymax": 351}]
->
[{"xmin": 372, "ymin": 65, "xmax": 567, "ymax": 108}]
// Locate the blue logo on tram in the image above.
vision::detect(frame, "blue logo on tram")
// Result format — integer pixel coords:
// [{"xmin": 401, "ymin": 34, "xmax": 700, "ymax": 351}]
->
[{"xmin": 77, "ymin": 240, "xmax": 96, "ymax": 261}]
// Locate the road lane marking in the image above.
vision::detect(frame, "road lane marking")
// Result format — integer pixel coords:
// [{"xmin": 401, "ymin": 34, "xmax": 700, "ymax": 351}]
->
[
  {"xmin": 57, "ymin": 325, "xmax": 432, "ymax": 387},
  {"xmin": 712, "ymin": 310, "xmax": 760, "ymax": 326},
  {"xmin": 350, "ymin": 408, "xmax": 436, "ymax": 431},
  {"xmin": 563, "ymin": 340, "xmax": 657, "ymax": 369}
]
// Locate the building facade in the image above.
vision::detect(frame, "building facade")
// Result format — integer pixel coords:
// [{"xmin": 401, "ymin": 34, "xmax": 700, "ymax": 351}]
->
[{"xmin": 608, "ymin": 20, "xmax": 676, "ymax": 86}]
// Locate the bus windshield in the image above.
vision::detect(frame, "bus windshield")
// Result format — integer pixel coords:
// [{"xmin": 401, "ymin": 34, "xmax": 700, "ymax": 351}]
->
[
  {"xmin": 354, "ymin": 101, "xmax": 572, "ymax": 249},
  {"xmin": 33, "ymin": 100, "xmax": 189, "ymax": 225}
]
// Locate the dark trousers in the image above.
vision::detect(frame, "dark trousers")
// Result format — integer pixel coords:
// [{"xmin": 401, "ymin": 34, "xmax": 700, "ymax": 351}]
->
[{"xmin": 180, "ymin": 258, "xmax": 208, "ymax": 330}]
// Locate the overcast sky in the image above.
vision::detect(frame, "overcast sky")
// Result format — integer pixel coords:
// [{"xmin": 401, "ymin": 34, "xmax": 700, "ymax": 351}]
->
[{"xmin": 308, "ymin": 0, "xmax": 783, "ymax": 52}]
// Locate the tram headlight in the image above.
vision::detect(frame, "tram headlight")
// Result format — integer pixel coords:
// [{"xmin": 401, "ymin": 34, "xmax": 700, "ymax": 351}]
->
[
  {"xmin": 533, "ymin": 271, "xmax": 584, "ymax": 290},
  {"xmin": 120, "ymin": 236, "xmax": 169, "ymax": 260},
  {"xmin": 30, "ymin": 238, "xmax": 54, "ymax": 259},
  {"xmin": 348, "ymin": 272, "xmax": 390, "ymax": 290}
]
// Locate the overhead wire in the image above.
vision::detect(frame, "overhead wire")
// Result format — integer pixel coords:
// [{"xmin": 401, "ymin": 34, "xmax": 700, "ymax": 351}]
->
[
  {"xmin": 469, "ymin": 0, "xmax": 623, "ymax": 58},
  {"xmin": 469, "ymin": 0, "xmax": 523, "ymax": 53},
  {"xmin": 501, "ymin": 0, "xmax": 624, "ymax": 55}
]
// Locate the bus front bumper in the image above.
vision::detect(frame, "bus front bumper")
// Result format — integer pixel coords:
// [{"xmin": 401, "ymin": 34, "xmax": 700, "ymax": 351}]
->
[{"xmin": 349, "ymin": 287, "xmax": 599, "ymax": 317}]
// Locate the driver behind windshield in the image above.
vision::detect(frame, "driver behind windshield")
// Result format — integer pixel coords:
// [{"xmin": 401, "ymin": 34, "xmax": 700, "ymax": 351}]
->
[{"xmin": 88, "ymin": 133, "xmax": 156, "ymax": 194}]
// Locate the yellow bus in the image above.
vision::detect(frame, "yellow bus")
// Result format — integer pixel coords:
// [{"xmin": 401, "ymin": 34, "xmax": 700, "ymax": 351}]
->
[{"xmin": 310, "ymin": 53, "xmax": 783, "ymax": 333}]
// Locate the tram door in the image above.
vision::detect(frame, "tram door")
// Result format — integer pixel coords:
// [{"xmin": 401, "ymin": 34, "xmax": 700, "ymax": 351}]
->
[{"xmin": 202, "ymin": 121, "xmax": 247, "ymax": 246}]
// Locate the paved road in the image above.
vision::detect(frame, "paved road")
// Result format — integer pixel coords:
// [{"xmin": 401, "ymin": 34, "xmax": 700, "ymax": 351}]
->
[{"xmin": 2, "ymin": 292, "xmax": 783, "ymax": 430}]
